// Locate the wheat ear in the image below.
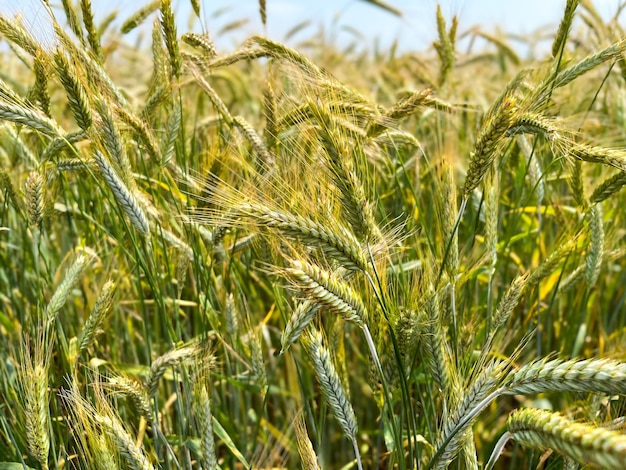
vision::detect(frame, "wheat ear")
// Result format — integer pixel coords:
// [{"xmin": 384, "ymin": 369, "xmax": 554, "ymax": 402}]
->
[
  {"xmin": 280, "ymin": 300, "xmax": 319, "ymax": 355},
  {"xmin": 0, "ymin": 101, "xmax": 63, "ymax": 138},
  {"xmin": 590, "ymin": 170, "xmax": 626, "ymax": 203},
  {"xmin": 146, "ymin": 345, "xmax": 200, "ymax": 397},
  {"xmin": 584, "ymin": 205, "xmax": 603, "ymax": 287},
  {"xmin": 182, "ymin": 32, "xmax": 216, "ymax": 58},
  {"xmin": 303, "ymin": 329, "xmax": 362, "ymax": 469},
  {"xmin": 25, "ymin": 170, "xmax": 44, "ymax": 228},
  {"xmin": 160, "ymin": 0, "xmax": 181, "ymax": 77},
  {"xmin": 0, "ymin": 169, "xmax": 23, "ymax": 211},
  {"xmin": 121, "ymin": 1, "xmax": 160, "ymax": 33},
  {"xmin": 507, "ymin": 408, "xmax": 626, "ymax": 469},
  {"xmin": 94, "ymin": 150, "xmax": 150, "ymax": 237},
  {"xmin": 80, "ymin": 0, "xmax": 104, "ymax": 62},
  {"xmin": 236, "ymin": 202, "xmax": 367, "ymax": 272},
  {"xmin": 106, "ymin": 374, "xmax": 152, "ymax": 422},
  {"xmin": 46, "ymin": 252, "xmax": 91, "ymax": 325},
  {"xmin": 286, "ymin": 259, "xmax": 367, "ymax": 326},
  {"xmin": 19, "ymin": 333, "xmax": 51, "ymax": 470},
  {"xmin": 294, "ymin": 412, "xmax": 321, "ymax": 470},
  {"xmin": 95, "ymin": 414, "xmax": 154, "ymax": 470},
  {"xmin": 505, "ymin": 358, "xmax": 626, "ymax": 396},
  {"xmin": 422, "ymin": 290, "xmax": 452, "ymax": 396},
  {"xmin": 430, "ymin": 361, "xmax": 505, "ymax": 469},
  {"xmin": 32, "ymin": 50, "xmax": 51, "ymax": 117},
  {"xmin": 552, "ymin": 0, "xmax": 580, "ymax": 58},
  {"xmin": 194, "ymin": 383, "xmax": 218, "ymax": 470},
  {"xmin": 463, "ymin": 96, "xmax": 516, "ymax": 197},
  {"xmin": 77, "ymin": 279, "xmax": 115, "ymax": 355}
]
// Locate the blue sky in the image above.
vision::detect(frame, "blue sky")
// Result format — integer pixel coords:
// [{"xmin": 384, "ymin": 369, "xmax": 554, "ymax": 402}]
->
[{"xmin": 0, "ymin": 0, "xmax": 623, "ymax": 56}]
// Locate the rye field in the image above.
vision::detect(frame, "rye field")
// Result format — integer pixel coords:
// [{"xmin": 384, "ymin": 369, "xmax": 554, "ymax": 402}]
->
[{"xmin": 0, "ymin": 0, "xmax": 625, "ymax": 468}]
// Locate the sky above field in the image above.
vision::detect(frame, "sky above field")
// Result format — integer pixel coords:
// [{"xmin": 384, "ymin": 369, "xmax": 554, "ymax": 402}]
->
[{"xmin": 0, "ymin": 0, "xmax": 623, "ymax": 56}]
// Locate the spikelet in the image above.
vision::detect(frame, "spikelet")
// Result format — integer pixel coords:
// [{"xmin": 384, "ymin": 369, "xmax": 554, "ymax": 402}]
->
[
  {"xmin": 584, "ymin": 205, "xmax": 603, "ymax": 288},
  {"xmin": 553, "ymin": 38, "xmax": 626, "ymax": 90},
  {"xmin": 182, "ymin": 32, "xmax": 216, "ymax": 59},
  {"xmin": 463, "ymin": 96, "xmax": 517, "ymax": 198},
  {"xmin": 224, "ymin": 293, "xmax": 238, "ymax": 339},
  {"xmin": 25, "ymin": 170, "xmax": 44, "ymax": 228},
  {"xmin": 569, "ymin": 160, "xmax": 587, "ymax": 209},
  {"xmin": 194, "ymin": 383, "xmax": 218, "ymax": 470},
  {"xmin": 259, "ymin": 0, "xmax": 267, "ymax": 26},
  {"xmin": 77, "ymin": 280, "xmax": 116, "ymax": 355},
  {"xmin": 233, "ymin": 115, "xmax": 275, "ymax": 169},
  {"xmin": 552, "ymin": 0, "xmax": 580, "ymax": 58},
  {"xmin": 146, "ymin": 344, "xmax": 200, "ymax": 397},
  {"xmin": 310, "ymin": 103, "xmax": 381, "ymax": 241},
  {"xmin": 161, "ymin": 100, "xmax": 181, "ymax": 166},
  {"xmin": 433, "ymin": 5, "xmax": 455, "ymax": 86},
  {"xmin": 105, "ymin": 374, "xmax": 152, "ymax": 422},
  {"xmin": 46, "ymin": 251, "xmax": 91, "ymax": 325},
  {"xmin": 0, "ymin": 101, "xmax": 63, "ymax": 138},
  {"xmin": 92, "ymin": 380, "xmax": 155, "ymax": 470},
  {"xmin": 263, "ymin": 80, "xmax": 278, "ymax": 153},
  {"xmin": 190, "ymin": 0, "xmax": 201, "ymax": 17},
  {"xmin": 60, "ymin": 0, "xmax": 82, "ymax": 40},
  {"xmin": 2, "ymin": 124, "xmax": 38, "ymax": 165},
  {"xmin": 115, "ymin": 107, "xmax": 161, "ymax": 163},
  {"xmin": 528, "ymin": 234, "xmax": 581, "ymax": 285},
  {"xmin": 95, "ymin": 413, "xmax": 154, "ymax": 470},
  {"xmin": 18, "ymin": 332, "xmax": 51, "ymax": 470},
  {"xmin": 233, "ymin": 202, "xmax": 368, "ymax": 272},
  {"xmin": 0, "ymin": 15, "xmax": 38, "ymax": 56},
  {"xmin": 94, "ymin": 99, "xmax": 134, "ymax": 187},
  {"xmin": 280, "ymin": 300, "xmax": 319, "ymax": 355},
  {"xmin": 506, "ymin": 113, "xmax": 560, "ymax": 143},
  {"xmin": 248, "ymin": 326, "xmax": 267, "ymax": 394},
  {"xmin": 367, "ymin": 88, "xmax": 432, "ymax": 137},
  {"xmin": 99, "ymin": 11, "xmax": 118, "ymax": 36},
  {"xmin": 505, "ymin": 358, "xmax": 626, "ymax": 396},
  {"xmin": 507, "ymin": 408, "xmax": 626, "ymax": 469},
  {"xmin": 80, "ymin": 0, "xmax": 104, "ymax": 62},
  {"xmin": 329, "ymin": 318, "xmax": 350, "ymax": 398},
  {"xmin": 422, "ymin": 289, "xmax": 452, "ymax": 395},
  {"xmin": 488, "ymin": 273, "xmax": 529, "ymax": 341},
  {"xmin": 150, "ymin": 17, "xmax": 168, "ymax": 81},
  {"xmin": 243, "ymin": 36, "xmax": 325, "ymax": 78},
  {"xmin": 51, "ymin": 22, "xmax": 129, "ymax": 108},
  {"xmin": 440, "ymin": 163, "xmax": 459, "ymax": 280},
  {"xmin": 207, "ymin": 48, "xmax": 268, "ymax": 69},
  {"xmin": 41, "ymin": 130, "xmax": 87, "ymax": 162},
  {"xmin": 54, "ymin": 48, "xmax": 93, "ymax": 131},
  {"xmin": 142, "ymin": 82, "xmax": 171, "ymax": 119},
  {"xmin": 431, "ymin": 361, "xmax": 505, "ymax": 469},
  {"xmin": 60, "ymin": 381, "xmax": 120, "ymax": 470},
  {"xmin": 303, "ymin": 329, "xmax": 358, "ymax": 442},
  {"xmin": 94, "ymin": 150, "xmax": 150, "ymax": 237},
  {"xmin": 294, "ymin": 412, "xmax": 321, "ymax": 470},
  {"xmin": 590, "ymin": 170, "xmax": 626, "ymax": 203},
  {"xmin": 121, "ymin": 1, "xmax": 160, "ymax": 33},
  {"xmin": 191, "ymin": 71, "xmax": 234, "ymax": 124},
  {"xmin": 286, "ymin": 259, "xmax": 367, "ymax": 326},
  {"xmin": 160, "ymin": 0, "xmax": 181, "ymax": 78},
  {"xmin": 32, "ymin": 50, "xmax": 51, "ymax": 117},
  {"xmin": 0, "ymin": 168, "xmax": 23, "ymax": 211}
]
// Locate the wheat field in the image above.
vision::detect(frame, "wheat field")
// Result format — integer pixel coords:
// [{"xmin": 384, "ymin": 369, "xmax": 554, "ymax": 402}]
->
[{"xmin": 0, "ymin": 0, "xmax": 625, "ymax": 469}]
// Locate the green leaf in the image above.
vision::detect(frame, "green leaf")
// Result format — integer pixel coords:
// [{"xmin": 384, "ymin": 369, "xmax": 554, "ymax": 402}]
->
[{"xmin": 213, "ymin": 418, "xmax": 250, "ymax": 469}]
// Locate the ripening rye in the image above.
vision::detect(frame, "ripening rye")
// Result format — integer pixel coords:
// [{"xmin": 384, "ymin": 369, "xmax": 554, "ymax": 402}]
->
[{"xmin": 1, "ymin": 1, "xmax": 626, "ymax": 469}]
